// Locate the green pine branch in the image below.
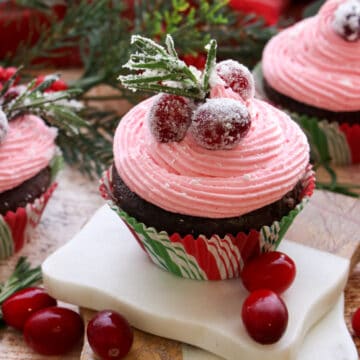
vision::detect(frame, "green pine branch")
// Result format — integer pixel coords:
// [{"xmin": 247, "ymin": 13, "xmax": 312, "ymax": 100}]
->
[
  {"xmin": 2, "ymin": 70, "xmax": 87, "ymax": 135},
  {"xmin": 119, "ymin": 34, "xmax": 217, "ymax": 100},
  {"xmin": 56, "ymin": 107, "xmax": 119, "ymax": 178},
  {"xmin": 2, "ymin": 1, "xmax": 277, "ymax": 177},
  {"xmin": 0, "ymin": 257, "xmax": 42, "ymax": 328}
]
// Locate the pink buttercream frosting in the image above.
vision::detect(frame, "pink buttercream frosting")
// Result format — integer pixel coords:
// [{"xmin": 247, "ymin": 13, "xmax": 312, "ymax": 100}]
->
[
  {"xmin": 0, "ymin": 115, "xmax": 57, "ymax": 193},
  {"xmin": 113, "ymin": 89, "xmax": 310, "ymax": 218},
  {"xmin": 262, "ymin": 0, "xmax": 360, "ymax": 112}
]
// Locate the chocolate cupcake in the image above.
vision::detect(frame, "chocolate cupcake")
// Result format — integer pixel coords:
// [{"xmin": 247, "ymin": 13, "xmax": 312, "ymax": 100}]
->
[
  {"xmin": 262, "ymin": 0, "xmax": 360, "ymax": 164},
  {"xmin": 100, "ymin": 35, "xmax": 314, "ymax": 280},
  {"xmin": 0, "ymin": 114, "xmax": 61, "ymax": 259}
]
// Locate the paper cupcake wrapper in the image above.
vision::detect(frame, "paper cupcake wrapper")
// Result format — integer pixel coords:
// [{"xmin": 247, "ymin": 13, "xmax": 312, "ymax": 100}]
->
[
  {"xmin": 100, "ymin": 165, "xmax": 315, "ymax": 280},
  {"xmin": 0, "ymin": 154, "xmax": 62, "ymax": 260},
  {"xmin": 253, "ymin": 63, "xmax": 360, "ymax": 165}
]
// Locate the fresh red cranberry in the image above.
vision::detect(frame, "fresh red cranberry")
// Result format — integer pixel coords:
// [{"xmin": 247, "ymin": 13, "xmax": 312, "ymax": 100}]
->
[
  {"xmin": 242, "ymin": 289, "xmax": 288, "ymax": 344},
  {"xmin": 190, "ymin": 98, "xmax": 251, "ymax": 150},
  {"xmin": 352, "ymin": 308, "xmax": 360, "ymax": 337},
  {"xmin": 148, "ymin": 93, "xmax": 193, "ymax": 143},
  {"xmin": 1, "ymin": 287, "xmax": 57, "ymax": 330},
  {"xmin": 87, "ymin": 310, "xmax": 134, "ymax": 360},
  {"xmin": 23, "ymin": 306, "xmax": 84, "ymax": 355},
  {"xmin": 216, "ymin": 60, "xmax": 254, "ymax": 101},
  {"xmin": 241, "ymin": 251, "xmax": 296, "ymax": 294}
]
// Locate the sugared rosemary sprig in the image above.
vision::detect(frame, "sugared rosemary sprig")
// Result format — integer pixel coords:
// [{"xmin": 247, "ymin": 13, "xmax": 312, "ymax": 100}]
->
[
  {"xmin": 0, "ymin": 257, "xmax": 42, "ymax": 328},
  {"xmin": 2, "ymin": 70, "xmax": 86, "ymax": 135},
  {"xmin": 119, "ymin": 34, "xmax": 217, "ymax": 100}
]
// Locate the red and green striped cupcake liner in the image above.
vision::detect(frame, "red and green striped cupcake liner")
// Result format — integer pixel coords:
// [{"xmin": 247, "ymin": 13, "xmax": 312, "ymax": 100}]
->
[
  {"xmin": 100, "ymin": 165, "xmax": 315, "ymax": 281},
  {"xmin": 0, "ymin": 155, "xmax": 62, "ymax": 260}
]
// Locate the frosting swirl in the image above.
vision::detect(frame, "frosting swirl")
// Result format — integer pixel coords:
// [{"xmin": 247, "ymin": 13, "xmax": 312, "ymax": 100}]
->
[
  {"xmin": 0, "ymin": 115, "xmax": 57, "ymax": 193},
  {"xmin": 114, "ymin": 91, "xmax": 309, "ymax": 218},
  {"xmin": 262, "ymin": 0, "xmax": 360, "ymax": 112}
]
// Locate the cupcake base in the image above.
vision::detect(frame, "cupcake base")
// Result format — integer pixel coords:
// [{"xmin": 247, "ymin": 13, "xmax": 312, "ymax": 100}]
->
[
  {"xmin": 0, "ymin": 183, "xmax": 57, "ymax": 259},
  {"xmin": 0, "ymin": 154, "xmax": 62, "ymax": 259},
  {"xmin": 0, "ymin": 167, "xmax": 52, "ymax": 215},
  {"xmin": 100, "ymin": 166, "xmax": 315, "ymax": 280},
  {"xmin": 110, "ymin": 165, "xmax": 304, "ymax": 238},
  {"xmin": 263, "ymin": 77, "xmax": 360, "ymax": 125},
  {"xmin": 254, "ymin": 64, "xmax": 360, "ymax": 165}
]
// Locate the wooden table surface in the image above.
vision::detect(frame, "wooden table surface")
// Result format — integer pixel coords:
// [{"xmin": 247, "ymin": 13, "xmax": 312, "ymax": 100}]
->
[{"xmin": 0, "ymin": 71, "xmax": 359, "ymax": 359}]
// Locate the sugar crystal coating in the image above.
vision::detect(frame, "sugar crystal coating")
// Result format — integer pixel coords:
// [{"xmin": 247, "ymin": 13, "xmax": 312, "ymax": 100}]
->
[
  {"xmin": 215, "ymin": 60, "xmax": 255, "ymax": 101},
  {"xmin": 333, "ymin": 0, "xmax": 360, "ymax": 41},
  {"xmin": 147, "ymin": 93, "xmax": 193, "ymax": 143},
  {"xmin": 190, "ymin": 98, "xmax": 251, "ymax": 150}
]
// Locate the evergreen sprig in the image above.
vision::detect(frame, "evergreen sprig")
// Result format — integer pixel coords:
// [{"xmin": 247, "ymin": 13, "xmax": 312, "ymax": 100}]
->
[
  {"xmin": 119, "ymin": 35, "xmax": 217, "ymax": 100},
  {"xmin": 56, "ymin": 107, "xmax": 119, "ymax": 178},
  {"xmin": 8, "ymin": 0, "xmax": 275, "ymax": 95},
  {"xmin": 4, "ymin": 1, "xmax": 276, "ymax": 176},
  {"xmin": 1, "ymin": 70, "xmax": 87, "ymax": 135},
  {"xmin": 0, "ymin": 257, "xmax": 42, "ymax": 328}
]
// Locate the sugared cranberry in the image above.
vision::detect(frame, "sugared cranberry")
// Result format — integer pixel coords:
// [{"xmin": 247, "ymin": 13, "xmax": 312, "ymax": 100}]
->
[
  {"xmin": 148, "ymin": 93, "xmax": 193, "ymax": 143},
  {"xmin": 333, "ymin": 0, "xmax": 360, "ymax": 42},
  {"xmin": 241, "ymin": 251, "xmax": 296, "ymax": 294},
  {"xmin": 215, "ymin": 60, "xmax": 254, "ymax": 101},
  {"xmin": 87, "ymin": 310, "xmax": 134, "ymax": 360},
  {"xmin": 190, "ymin": 98, "xmax": 251, "ymax": 150},
  {"xmin": 242, "ymin": 289, "xmax": 288, "ymax": 344},
  {"xmin": 352, "ymin": 308, "xmax": 360, "ymax": 337},
  {"xmin": 23, "ymin": 306, "xmax": 84, "ymax": 355},
  {"xmin": 1, "ymin": 287, "xmax": 57, "ymax": 330}
]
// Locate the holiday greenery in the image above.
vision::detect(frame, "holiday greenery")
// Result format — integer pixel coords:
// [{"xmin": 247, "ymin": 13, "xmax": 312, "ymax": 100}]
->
[
  {"xmin": 119, "ymin": 34, "xmax": 217, "ymax": 100},
  {"xmin": 2, "ymin": 70, "xmax": 85, "ymax": 134},
  {"xmin": 0, "ymin": 0, "xmax": 275, "ymax": 177},
  {"xmin": 6, "ymin": 0, "xmax": 275, "ymax": 96},
  {"xmin": 0, "ymin": 257, "xmax": 42, "ymax": 328}
]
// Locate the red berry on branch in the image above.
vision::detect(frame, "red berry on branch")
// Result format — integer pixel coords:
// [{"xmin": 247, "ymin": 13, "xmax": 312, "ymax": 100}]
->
[
  {"xmin": 215, "ymin": 60, "xmax": 254, "ymax": 102},
  {"xmin": 87, "ymin": 310, "xmax": 134, "ymax": 360},
  {"xmin": 190, "ymin": 98, "xmax": 251, "ymax": 150},
  {"xmin": 241, "ymin": 251, "xmax": 296, "ymax": 294},
  {"xmin": 242, "ymin": 289, "xmax": 288, "ymax": 344},
  {"xmin": 1, "ymin": 287, "xmax": 57, "ymax": 331},
  {"xmin": 148, "ymin": 93, "xmax": 193, "ymax": 143}
]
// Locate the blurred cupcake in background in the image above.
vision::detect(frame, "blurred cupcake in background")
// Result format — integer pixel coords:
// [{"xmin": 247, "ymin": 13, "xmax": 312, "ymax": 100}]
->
[
  {"xmin": 261, "ymin": 0, "xmax": 360, "ymax": 165},
  {"xmin": 0, "ymin": 70, "xmax": 84, "ymax": 260}
]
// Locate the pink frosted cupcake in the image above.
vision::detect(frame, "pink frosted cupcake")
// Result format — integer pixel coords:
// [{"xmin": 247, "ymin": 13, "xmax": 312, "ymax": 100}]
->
[
  {"xmin": 0, "ymin": 71, "xmax": 81, "ymax": 259},
  {"xmin": 262, "ymin": 0, "xmax": 360, "ymax": 164},
  {"xmin": 0, "ymin": 113, "xmax": 60, "ymax": 259},
  {"xmin": 100, "ymin": 35, "xmax": 314, "ymax": 280}
]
